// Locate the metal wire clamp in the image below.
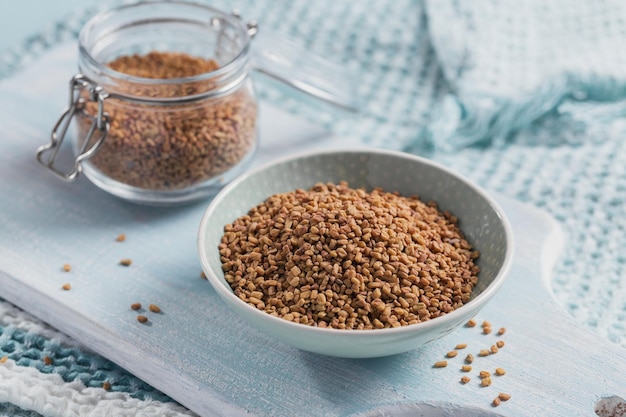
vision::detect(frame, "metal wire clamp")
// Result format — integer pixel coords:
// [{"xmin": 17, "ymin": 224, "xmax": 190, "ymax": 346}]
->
[{"xmin": 36, "ymin": 74, "xmax": 110, "ymax": 181}]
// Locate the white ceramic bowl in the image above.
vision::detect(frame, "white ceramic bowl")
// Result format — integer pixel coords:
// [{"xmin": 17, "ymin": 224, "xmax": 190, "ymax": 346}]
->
[{"xmin": 197, "ymin": 149, "xmax": 514, "ymax": 358}]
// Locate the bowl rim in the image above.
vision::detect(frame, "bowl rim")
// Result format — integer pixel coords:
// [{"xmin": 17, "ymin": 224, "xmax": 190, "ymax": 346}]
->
[{"xmin": 197, "ymin": 147, "xmax": 515, "ymax": 338}]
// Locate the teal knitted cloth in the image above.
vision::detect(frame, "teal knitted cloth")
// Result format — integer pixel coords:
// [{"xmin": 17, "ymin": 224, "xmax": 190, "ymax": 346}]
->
[
  {"xmin": 423, "ymin": 0, "xmax": 626, "ymax": 150},
  {"xmin": 1, "ymin": 0, "xmax": 625, "ymax": 416}
]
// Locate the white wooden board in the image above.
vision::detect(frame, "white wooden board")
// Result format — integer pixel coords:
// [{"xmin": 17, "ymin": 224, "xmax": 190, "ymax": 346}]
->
[{"xmin": 0, "ymin": 43, "xmax": 625, "ymax": 417}]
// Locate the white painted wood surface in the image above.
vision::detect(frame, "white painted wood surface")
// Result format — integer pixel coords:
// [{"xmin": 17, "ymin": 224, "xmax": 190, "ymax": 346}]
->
[{"xmin": 0, "ymin": 44, "xmax": 625, "ymax": 417}]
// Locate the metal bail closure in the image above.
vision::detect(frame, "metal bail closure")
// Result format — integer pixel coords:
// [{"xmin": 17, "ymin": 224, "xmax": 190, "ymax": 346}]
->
[{"xmin": 36, "ymin": 74, "xmax": 110, "ymax": 181}]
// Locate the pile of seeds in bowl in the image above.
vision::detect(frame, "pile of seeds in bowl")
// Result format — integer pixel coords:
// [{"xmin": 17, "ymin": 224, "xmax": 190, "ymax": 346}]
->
[{"xmin": 219, "ymin": 182, "xmax": 480, "ymax": 330}]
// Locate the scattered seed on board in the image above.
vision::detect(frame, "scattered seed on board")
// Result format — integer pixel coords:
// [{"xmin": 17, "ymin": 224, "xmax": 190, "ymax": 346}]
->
[
  {"xmin": 481, "ymin": 321, "xmax": 492, "ymax": 334},
  {"xmin": 102, "ymin": 381, "xmax": 111, "ymax": 391},
  {"xmin": 62, "ymin": 264, "xmax": 71, "ymax": 272},
  {"xmin": 62, "ymin": 283, "xmax": 72, "ymax": 291},
  {"xmin": 116, "ymin": 234, "xmax": 126, "ymax": 242},
  {"xmin": 149, "ymin": 304, "xmax": 161, "ymax": 313},
  {"xmin": 43, "ymin": 356, "xmax": 52, "ymax": 365},
  {"xmin": 498, "ymin": 393, "xmax": 511, "ymax": 401},
  {"xmin": 434, "ymin": 361, "xmax": 448, "ymax": 368},
  {"xmin": 137, "ymin": 315, "xmax": 148, "ymax": 323},
  {"xmin": 119, "ymin": 258, "xmax": 132, "ymax": 267},
  {"xmin": 446, "ymin": 350, "xmax": 458, "ymax": 358},
  {"xmin": 131, "ymin": 303, "xmax": 142, "ymax": 311},
  {"xmin": 0, "ymin": 356, "xmax": 7, "ymax": 364},
  {"xmin": 435, "ymin": 320, "xmax": 511, "ymax": 407},
  {"xmin": 200, "ymin": 271, "xmax": 207, "ymax": 280}
]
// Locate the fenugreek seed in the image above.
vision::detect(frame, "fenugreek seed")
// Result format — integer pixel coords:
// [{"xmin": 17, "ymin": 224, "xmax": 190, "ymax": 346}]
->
[
  {"xmin": 461, "ymin": 365, "xmax": 472, "ymax": 372},
  {"xmin": 433, "ymin": 360, "xmax": 448, "ymax": 368},
  {"xmin": 200, "ymin": 271, "xmax": 207, "ymax": 280},
  {"xmin": 483, "ymin": 327, "xmax": 492, "ymax": 334},
  {"xmin": 148, "ymin": 304, "xmax": 161, "ymax": 313},
  {"xmin": 446, "ymin": 350, "xmax": 458, "ymax": 358},
  {"xmin": 102, "ymin": 381, "xmax": 111, "ymax": 390},
  {"xmin": 479, "ymin": 370, "xmax": 491, "ymax": 378},
  {"xmin": 466, "ymin": 319, "xmax": 477, "ymax": 327},
  {"xmin": 131, "ymin": 303, "xmax": 141, "ymax": 310},
  {"xmin": 119, "ymin": 258, "xmax": 132, "ymax": 266},
  {"xmin": 465, "ymin": 354, "xmax": 474, "ymax": 364},
  {"xmin": 479, "ymin": 349, "xmax": 490, "ymax": 357},
  {"xmin": 250, "ymin": 291, "xmax": 263, "ymax": 299},
  {"xmin": 455, "ymin": 343, "xmax": 467, "ymax": 349},
  {"xmin": 492, "ymin": 397, "xmax": 501, "ymax": 407},
  {"xmin": 62, "ymin": 264, "xmax": 71, "ymax": 272},
  {"xmin": 248, "ymin": 296, "xmax": 263, "ymax": 305},
  {"xmin": 460, "ymin": 376, "xmax": 471, "ymax": 384},
  {"xmin": 62, "ymin": 283, "xmax": 71, "ymax": 291},
  {"xmin": 317, "ymin": 293, "xmax": 327, "ymax": 304},
  {"xmin": 43, "ymin": 356, "xmax": 52, "ymax": 365},
  {"xmin": 137, "ymin": 315, "xmax": 148, "ymax": 323},
  {"xmin": 481, "ymin": 376, "xmax": 492, "ymax": 387},
  {"xmin": 482, "ymin": 320, "xmax": 491, "ymax": 328},
  {"xmin": 497, "ymin": 327, "xmax": 506, "ymax": 336},
  {"xmin": 0, "ymin": 356, "xmax": 7, "ymax": 364},
  {"xmin": 498, "ymin": 393, "xmax": 511, "ymax": 401},
  {"xmin": 115, "ymin": 234, "xmax": 126, "ymax": 242},
  {"xmin": 495, "ymin": 367, "xmax": 506, "ymax": 376},
  {"xmin": 490, "ymin": 345, "xmax": 499, "ymax": 354},
  {"xmin": 496, "ymin": 340, "xmax": 505, "ymax": 348}
]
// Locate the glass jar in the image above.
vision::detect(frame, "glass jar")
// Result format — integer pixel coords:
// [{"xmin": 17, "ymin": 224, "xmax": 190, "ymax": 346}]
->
[{"xmin": 36, "ymin": 1, "xmax": 356, "ymax": 205}]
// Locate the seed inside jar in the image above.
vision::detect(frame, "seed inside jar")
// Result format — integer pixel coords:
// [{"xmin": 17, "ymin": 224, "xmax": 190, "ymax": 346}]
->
[
  {"xmin": 219, "ymin": 182, "xmax": 480, "ymax": 330},
  {"xmin": 78, "ymin": 51, "xmax": 257, "ymax": 191}
]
